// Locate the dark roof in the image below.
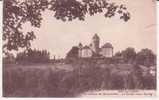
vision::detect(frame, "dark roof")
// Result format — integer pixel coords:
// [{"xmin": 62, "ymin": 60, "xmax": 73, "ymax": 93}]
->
[
  {"xmin": 92, "ymin": 34, "xmax": 99, "ymax": 39},
  {"xmin": 102, "ymin": 43, "xmax": 113, "ymax": 48},
  {"xmin": 78, "ymin": 43, "xmax": 83, "ymax": 47}
]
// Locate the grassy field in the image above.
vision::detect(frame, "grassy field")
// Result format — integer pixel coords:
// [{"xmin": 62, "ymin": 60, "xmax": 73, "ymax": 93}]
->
[{"xmin": 3, "ymin": 62, "xmax": 156, "ymax": 97}]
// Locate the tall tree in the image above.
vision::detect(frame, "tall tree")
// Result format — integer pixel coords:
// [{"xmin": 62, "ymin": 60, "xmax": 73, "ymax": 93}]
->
[
  {"xmin": 121, "ymin": 47, "xmax": 136, "ymax": 63},
  {"xmin": 3, "ymin": 0, "xmax": 48, "ymax": 53},
  {"xmin": 136, "ymin": 48, "xmax": 156, "ymax": 67},
  {"xmin": 3, "ymin": 0, "xmax": 130, "ymax": 53},
  {"xmin": 16, "ymin": 49, "xmax": 50, "ymax": 63},
  {"xmin": 66, "ymin": 46, "xmax": 79, "ymax": 59},
  {"xmin": 114, "ymin": 51, "xmax": 122, "ymax": 57}
]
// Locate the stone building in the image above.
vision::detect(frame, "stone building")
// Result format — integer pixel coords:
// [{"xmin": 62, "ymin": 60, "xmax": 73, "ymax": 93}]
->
[
  {"xmin": 100, "ymin": 43, "xmax": 113, "ymax": 57},
  {"xmin": 78, "ymin": 34, "xmax": 113, "ymax": 58}
]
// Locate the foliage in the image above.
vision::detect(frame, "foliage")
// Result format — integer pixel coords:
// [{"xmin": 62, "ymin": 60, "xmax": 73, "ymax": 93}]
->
[
  {"xmin": 3, "ymin": 62, "xmax": 156, "ymax": 97},
  {"xmin": 66, "ymin": 46, "xmax": 79, "ymax": 59},
  {"xmin": 114, "ymin": 48, "xmax": 156, "ymax": 66},
  {"xmin": 3, "ymin": 0, "xmax": 48, "ymax": 52},
  {"xmin": 16, "ymin": 49, "xmax": 50, "ymax": 63},
  {"xmin": 131, "ymin": 64, "xmax": 144, "ymax": 89},
  {"xmin": 136, "ymin": 49, "xmax": 156, "ymax": 67},
  {"xmin": 114, "ymin": 47, "xmax": 137, "ymax": 63},
  {"xmin": 121, "ymin": 47, "xmax": 136, "ymax": 63},
  {"xmin": 3, "ymin": 52, "xmax": 15, "ymax": 64},
  {"xmin": 114, "ymin": 51, "xmax": 122, "ymax": 57},
  {"xmin": 3, "ymin": 0, "xmax": 130, "ymax": 53},
  {"xmin": 49, "ymin": 0, "xmax": 130, "ymax": 21}
]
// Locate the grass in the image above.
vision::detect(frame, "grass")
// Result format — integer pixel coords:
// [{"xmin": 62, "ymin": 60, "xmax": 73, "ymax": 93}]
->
[{"xmin": 3, "ymin": 61, "xmax": 156, "ymax": 97}]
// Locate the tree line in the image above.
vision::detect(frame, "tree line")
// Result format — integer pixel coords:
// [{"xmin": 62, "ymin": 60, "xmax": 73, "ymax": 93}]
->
[
  {"xmin": 3, "ymin": 46, "xmax": 156, "ymax": 67},
  {"xmin": 114, "ymin": 47, "xmax": 156, "ymax": 67},
  {"xmin": 16, "ymin": 49, "xmax": 50, "ymax": 63},
  {"xmin": 66, "ymin": 47, "xmax": 156, "ymax": 67}
]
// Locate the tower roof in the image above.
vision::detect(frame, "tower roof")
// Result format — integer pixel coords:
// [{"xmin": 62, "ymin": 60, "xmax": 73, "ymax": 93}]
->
[
  {"xmin": 78, "ymin": 43, "xmax": 83, "ymax": 46},
  {"xmin": 102, "ymin": 43, "xmax": 113, "ymax": 48},
  {"xmin": 93, "ymin": 34, "xmax": 99, "ymax": 39}
]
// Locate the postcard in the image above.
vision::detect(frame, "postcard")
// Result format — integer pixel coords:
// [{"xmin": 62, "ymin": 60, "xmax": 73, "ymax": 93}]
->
[{"xmin": 2, "ymin": 0, "xmax": 157, "ymax": 97}]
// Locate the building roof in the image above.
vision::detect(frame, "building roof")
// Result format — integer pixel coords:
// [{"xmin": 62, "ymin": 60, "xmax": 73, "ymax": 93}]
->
[
  {"xmin": 92, "ymin": 34, "xmax": 99, "ymax": 39},
  {"xmin": 102, "ymin": 43, "xmax": 113, "ymax": 48},
  {"xmin": 78, "ymin": 43, "xmax": 83, "ymax": 47}
]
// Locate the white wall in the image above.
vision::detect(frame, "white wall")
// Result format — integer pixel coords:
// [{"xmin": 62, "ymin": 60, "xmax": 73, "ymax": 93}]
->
[
  {"xmin": 101, "ymin": 48, "xmax": 113, "ymax": 58},
  {"xmin": 81, "ymin": 49, "xmax": 92, "ymax": 58}
]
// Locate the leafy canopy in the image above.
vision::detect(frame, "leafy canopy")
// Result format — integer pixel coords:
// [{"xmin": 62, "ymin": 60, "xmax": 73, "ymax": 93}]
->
[
  {"xmin": 136, "ymin": 49, "xmax": 156, "ymax": 67},
  {"xmin": 3, "ymin": 0, "xmax": 130, "ymax": 53}
]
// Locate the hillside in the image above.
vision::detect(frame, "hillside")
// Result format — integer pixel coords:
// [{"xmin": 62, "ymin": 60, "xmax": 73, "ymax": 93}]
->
[{"xmin": 3, "ymin": 62, "xmax": 156, "ymax": 97}]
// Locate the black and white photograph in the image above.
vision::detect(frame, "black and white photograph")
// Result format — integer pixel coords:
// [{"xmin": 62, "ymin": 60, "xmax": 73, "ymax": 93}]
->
[{"xmin": 2, "ymin": 0, "xmax": 157, "ymax": 97}]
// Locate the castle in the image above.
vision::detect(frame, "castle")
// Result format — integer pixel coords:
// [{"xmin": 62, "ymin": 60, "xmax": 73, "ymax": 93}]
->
[{"xmin": 78, "ymin": 34, "xmax": 113, "ymax": 58}]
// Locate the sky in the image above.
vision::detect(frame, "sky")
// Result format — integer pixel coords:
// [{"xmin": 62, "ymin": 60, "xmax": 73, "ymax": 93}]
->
[{"xmin": 22, "ymin": 0, "xmax": 157, "ymax": 58}]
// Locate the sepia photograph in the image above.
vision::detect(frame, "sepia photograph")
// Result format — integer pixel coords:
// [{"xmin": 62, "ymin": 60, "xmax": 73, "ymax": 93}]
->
[{"xmin": 2, "ymin": 0, "xmax": 157, "ymax": 97}]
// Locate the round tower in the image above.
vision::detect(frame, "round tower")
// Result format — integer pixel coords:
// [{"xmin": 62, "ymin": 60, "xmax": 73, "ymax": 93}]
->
[{"xmin": 92, "ymin": 34, "xmax": 100, "ymax": 54}]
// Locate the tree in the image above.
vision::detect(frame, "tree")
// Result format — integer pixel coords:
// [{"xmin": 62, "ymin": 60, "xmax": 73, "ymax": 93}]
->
[
  {"xmin": 16, "ymin": 49, "xmax": 50, "ymax": 63},
  {"xmin": 3, "ymin": 0, "xmax": 130, "ymax": 53},
  {"xmin": 114, "ymin": 51, "xmax": 122, "ymax": 57},
  {"xmin": 121, "ymin": 47, "xmax": 136, "ymax": 63},
  {"xmin": 66, "ymin": 46, "xmax": 79, "ymax": 59},
  {"xmin": 136, "ymin": 48, "xmax": 156, "ymax": 67},
  {"xmin": 3, "ymin": 0, "xmax": 48, "ymax": 53},
  {"xmin": 131, "ymin": 64, "xmax": 144, "ymax": 89},
  {"xmin": 3, "ymin": 52, "xmax": 15, "ymax": 64}
]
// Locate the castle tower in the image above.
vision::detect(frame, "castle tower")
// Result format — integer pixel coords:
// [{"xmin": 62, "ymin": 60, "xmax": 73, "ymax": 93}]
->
[
  {"xmin": 92, "ymin": 34, "xmax": 100, "ymax": 54},
  {"xmin": 78, "ymin": 43, "xmax": 83, "ymax": 58}
]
